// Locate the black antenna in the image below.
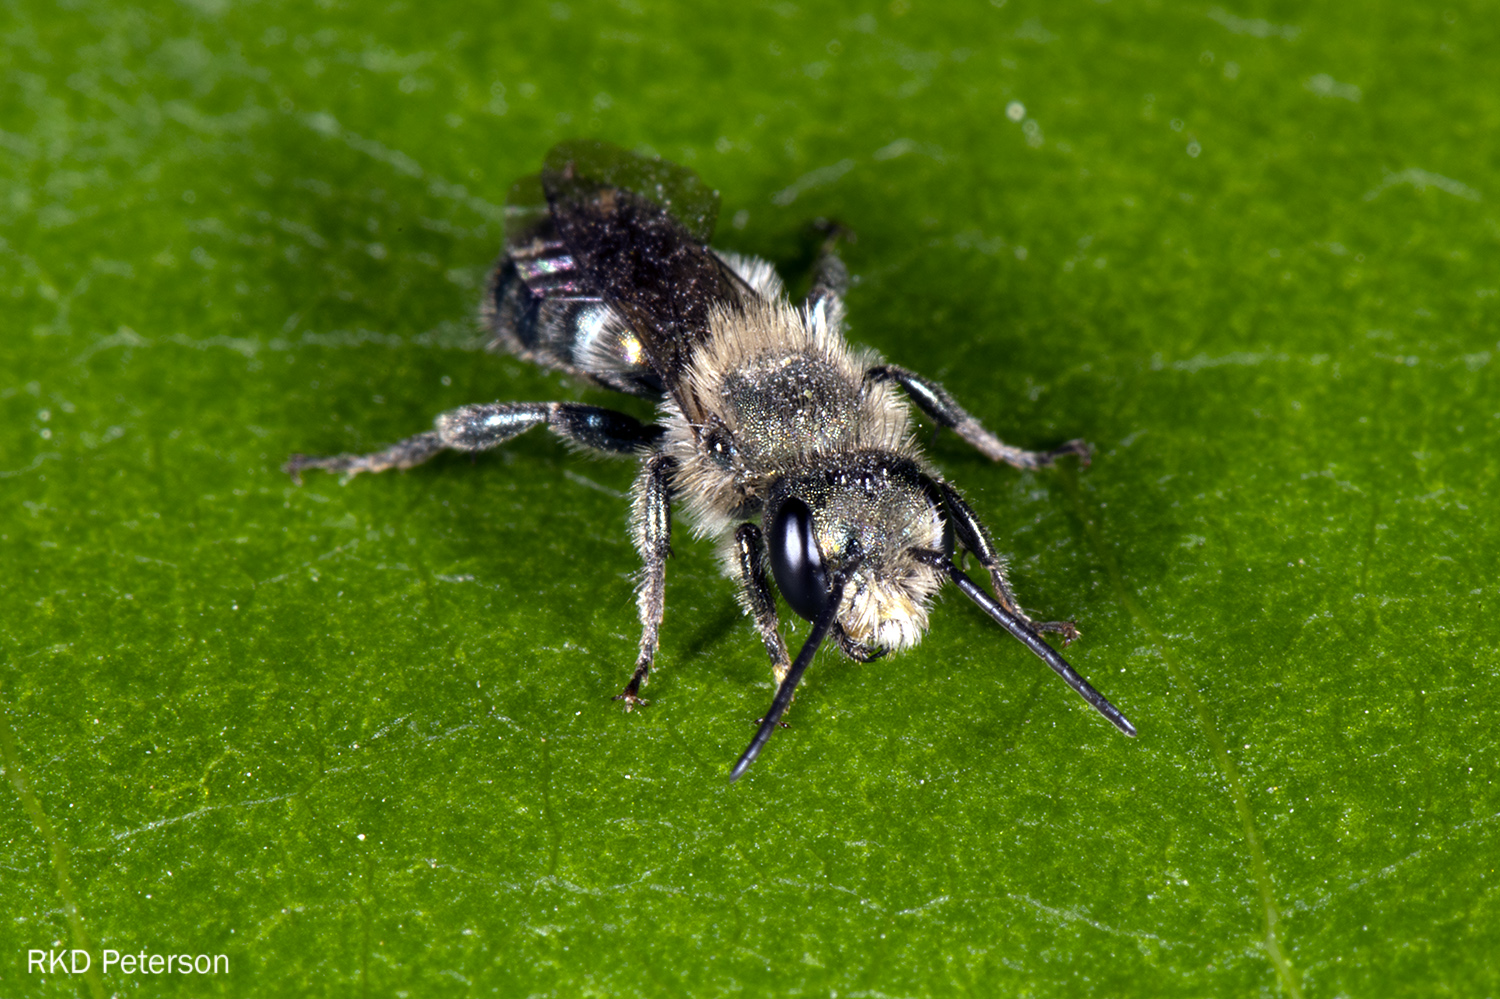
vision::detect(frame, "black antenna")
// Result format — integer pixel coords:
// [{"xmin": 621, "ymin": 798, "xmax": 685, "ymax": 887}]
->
[
  {"xmin": 945, "ymin": 560, "xmax": 1136, "ymax": 737},
  {"xmin": 729, "ymin": 572, "xmax": 851, "ymax": 781}
]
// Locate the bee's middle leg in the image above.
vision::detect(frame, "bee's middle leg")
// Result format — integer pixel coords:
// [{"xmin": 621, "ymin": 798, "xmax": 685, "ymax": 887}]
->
[
  {"xmin": 616, "ymin": 451, "xmax": 676, "ymax": 709},
  {"xmin": 866, "ymin": 365, "xmax": 1091, "ymax": 471}
]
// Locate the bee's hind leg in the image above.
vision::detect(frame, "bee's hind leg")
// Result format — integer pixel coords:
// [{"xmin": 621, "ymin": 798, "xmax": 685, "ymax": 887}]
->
[
  {"xmin": 285, "ymin": 401, "xmax": 663, "ymax": 482},
  {"xmin": 803, "ymin": 219, "xmax": 853, "ymax": 312},
  {"xmin": 284, "ymin": 431, "xmax": 445, "ymax": 482}
]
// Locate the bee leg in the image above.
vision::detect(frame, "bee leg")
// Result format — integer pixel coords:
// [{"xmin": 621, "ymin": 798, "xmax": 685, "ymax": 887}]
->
[
  {"xmin": 616, "ymin": 452, "xmax": 676, "ymax": 709},
  {"xmin": 284, "ymin": 431, "xmax": 445, "ymax": 483},
  {"xmin": 732, "ymin": 524, "xmax": 794, "ymax": 692},
  {"xmin": 865, "ymin": 365, "xmax": 1092, "ymax": 471},
  {"xmin": 285, "ymin": 402, "xmax": 663, "ymax": 482},
  {"xmin": 936, "ymin": 480, "xmax": 1079, "ymax": 639},
  {"xmin": 804, "ymin": 219, "xmax": 853, "ymax": 311}
]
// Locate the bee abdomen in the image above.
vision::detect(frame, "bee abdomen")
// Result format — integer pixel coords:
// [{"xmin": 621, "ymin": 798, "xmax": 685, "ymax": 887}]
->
[
  {"xmin": 485, "ymin": 236, "xmax": 589, "ymax": 355},
  {"xmin": 483, "ymin": 237, "xmax": 663, "ymax": 398}
]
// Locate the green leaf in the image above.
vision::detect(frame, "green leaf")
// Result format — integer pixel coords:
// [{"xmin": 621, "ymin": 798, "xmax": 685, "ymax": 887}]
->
[{"xmin": 3, "ymin": 1, "xmax": 1496, "ymax": 996}]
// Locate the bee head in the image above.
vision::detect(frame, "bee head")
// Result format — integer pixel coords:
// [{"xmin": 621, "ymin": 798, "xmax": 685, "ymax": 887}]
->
[
  {"xmin": 766, "ymin": 454, "xmax": 947, "ymax": 653},
  {"xmin": 739, "ymin": 456, "xmax": 1136, "ymax": 783}
]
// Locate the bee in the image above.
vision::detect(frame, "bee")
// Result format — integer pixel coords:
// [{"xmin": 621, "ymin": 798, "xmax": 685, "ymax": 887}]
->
[{"xmin": 287, "ymin": 139, "xmax": 1135, "ymax": 779}]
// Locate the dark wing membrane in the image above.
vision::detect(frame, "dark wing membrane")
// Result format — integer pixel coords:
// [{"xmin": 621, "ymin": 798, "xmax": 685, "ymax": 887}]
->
[
  {"xmin": 543, "ymin": 138, "xmax": 720, "ymax": 244},
  {"xmin": 540, "ymin": 140, "xmax": 742, "ymax": 399},
  {"xmin": 482, "ymin": 171, "xmax": 665, "ymax": 398}
]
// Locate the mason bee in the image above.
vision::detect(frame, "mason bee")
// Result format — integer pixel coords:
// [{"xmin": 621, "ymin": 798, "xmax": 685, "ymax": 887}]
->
[{"xmin": 287, "ymin": 139, "xmax": 1135, "ymax": 779}]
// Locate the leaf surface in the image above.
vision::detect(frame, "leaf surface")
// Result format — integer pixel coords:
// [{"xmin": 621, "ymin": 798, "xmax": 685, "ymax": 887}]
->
[{"xmin": 2, "ymin": 2, "xmax": 1496, "ymax": 996}]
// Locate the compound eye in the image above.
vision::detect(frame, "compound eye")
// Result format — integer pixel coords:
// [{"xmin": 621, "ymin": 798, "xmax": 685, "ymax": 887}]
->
[{"xmin": 768, "ymin": 497, "xmax": 829, "ymax": 622}]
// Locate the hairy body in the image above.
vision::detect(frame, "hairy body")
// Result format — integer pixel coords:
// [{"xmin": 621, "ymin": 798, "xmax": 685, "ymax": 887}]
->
[{"xmin": 287, "ymin": 140, "xmax": 1133, "ymax": 777}]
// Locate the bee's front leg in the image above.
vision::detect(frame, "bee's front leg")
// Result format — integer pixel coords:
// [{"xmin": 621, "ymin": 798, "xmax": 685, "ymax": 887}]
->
[
  {"xmin": 730, "ymin": 523, "xmax": 808, "ymax": 729},
  {"xmin": 937, "ymin": 480, "xmax": 1080, "ymax": 642},
  {"xmin": 731, "ymin": 523, "xmax": 793, "ymax": 685}
]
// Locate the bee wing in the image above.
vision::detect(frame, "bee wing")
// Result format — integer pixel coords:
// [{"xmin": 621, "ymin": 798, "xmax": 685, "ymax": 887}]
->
[
  {"xmin": 486, "ymin": 165, "xmax": 680, "ymax": 399},
  {"xmin": 542, "ymin": 138, "xmax": 720, "ymax": 244},
  {"xmin": 540, "ymin": 140, "xmax": 744, "ymax": 407}
]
